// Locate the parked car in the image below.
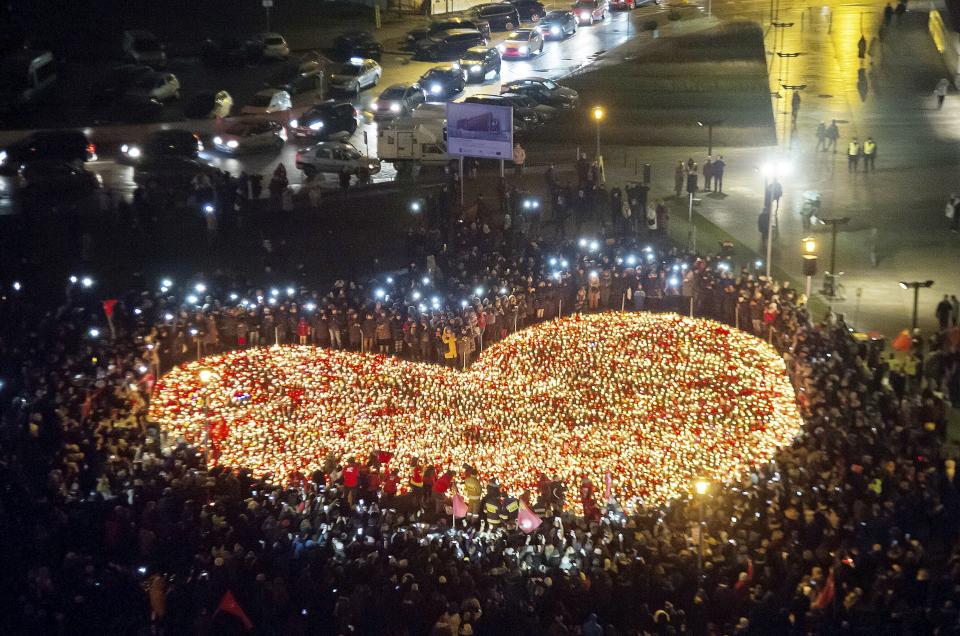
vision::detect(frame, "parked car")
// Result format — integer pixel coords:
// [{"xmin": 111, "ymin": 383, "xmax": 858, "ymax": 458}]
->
[
  {"xmin": 122, "ymin": 30, "xmax": 166, "ymax": 67},
  {"xmin": 415, "ymin": 29, "xmax": 487, "ymax": 61},
  {"xmin": 185, "ymin": 90, "xmax": 233, "ymax": 118},
  {"xmin": 405, "ymin": 17, "xmax": 491, "ymax": 49},
  {"xmin": 241, "ymin": 89, "xmax": 292, "ymax": 115},
  {"xmin": 201, "ymin": 37, "xmax": 257, "ymax": 66},
  {"xmin": 332, "ymin": 31, "xmax": 383, "ymax": 61},
  {"xmin": 281, "ymin": 69, "xmax": 324, "ymax": 96},
  {"xmin": 119, "ymin": 129, "xmax": 202, "ymax": 164},
  {"xmin": 462, "ymin": 3, "xmax": 521, "ymax": 31},
  {"xmin": 18, "ymin": 161, "xmax": 99, "ymax": 203},
  {"xmin": 459, "ymin": 46, "xmax": 501, "ymax": 83},
  {"xmin": 419, "ymin": 64, "xmax": 467, "ymax": 100},
  {"xmin": 0, "ymin": 130, "xmax": 95, "ymax": 176},
  {"xmin": 501, "ymin": 77, "xmax": 579, "ymax": 108},
  {"xmin": 295, "ymin": 141, "xmax": 380, "ymax": 177},
  {"xmin": 126, "ymin": 71, "xmax": 180, "ymax": 101},
  {"xmin": 539, "ymin": 10, "xmax": 578, "ymax": 38},
  {"xmin": 91, "ymin": 64, "xmax": 152, "ymax": 104},
  {"xmin": 500, "ymin": 92, "xmax": 558, "ymax": 120},
  {"xmin": 212, "ymin": 118, "xmax": 287, "ymax": 154},
  {"xmin": 250, "ymin": 33, "xmax": 290, "ymax": 59},
  {"xmin": 510, "ymin": 0, "xmax": 547, "ymax": 21},
  {"xmin": 326, "ymin": 59, "xmax": 382, "ymax": 95},
  {"xmin": 0, "ymin": 50, "xmax": 57, "ymax": 115},
  {"xmin": 290, "ymin": 101, "xmax": 358, "ymax": 138},
  {"xmin": 372, "ymin": 83, "xmax": 426, "ymax": 119},
  {"xmin": 498, "ymin": 29, "xmax": 543, "ymax": 58},
  {"xmin": 96, "ymin": 94, "xmax": 164, "ymax": 123},
  {"xmin": 464, "ymin": 94, "xmax": 540, "ymax": 131},
  {"xmin": 573, "ymin": 0, "xmax": 607, "ymax": 23}
]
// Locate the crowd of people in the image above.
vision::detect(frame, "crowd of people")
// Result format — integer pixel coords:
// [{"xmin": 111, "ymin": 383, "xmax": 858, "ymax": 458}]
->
[{"xmin": 2, "ymin": 214, "xmax": 960, "ymax": 636}]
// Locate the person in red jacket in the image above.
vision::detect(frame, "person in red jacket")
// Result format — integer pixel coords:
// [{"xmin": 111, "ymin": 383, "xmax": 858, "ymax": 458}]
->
[
  {"xmin": 383, "ymin": 468, "xmax": 399, "ymax": 509},
  {"xmin": 410, "ymin": 458, "xmax": 424, "ymax": 511},
  {"xmin": 342, "ymin": 458, "xmax": 359, "ymax": 506},
  {"xmin": 366, "ymin": 466, "xmax": 381, "ymax": 502},
  {"xmin": 580, "ymin": 475, "xmax": 600, "ymax": 522},
  {"xmin": 432, "ymin": 469, "xmax": 454, "ymax": 515},
  {"xmin": 297, "ymin": 317, "xmax": 310, "ymax": 345}
]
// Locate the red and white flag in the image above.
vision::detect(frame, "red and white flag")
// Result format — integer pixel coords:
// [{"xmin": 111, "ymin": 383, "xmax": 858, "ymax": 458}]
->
[{"xmin": 216, "ymin": 590, "xmax": 253, "ymax": 630}]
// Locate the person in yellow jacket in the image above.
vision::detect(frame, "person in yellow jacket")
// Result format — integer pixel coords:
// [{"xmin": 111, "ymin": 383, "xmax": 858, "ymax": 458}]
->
[
  {"xmin": 847, "ymin": 138, "xmax": 861, "ymax": 172},
  {"xmin": 464, "ymin": 467, "xmax": 483, "ymax": 517},
  {"xmin": 863, "ymin": 137, "xmax": 877, "ymax": 172},
  {"xmin": 442, "ymin": 327, "xmax": 457, "ymax": 365}
]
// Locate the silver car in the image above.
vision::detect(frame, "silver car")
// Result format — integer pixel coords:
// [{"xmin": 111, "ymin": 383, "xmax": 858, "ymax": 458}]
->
[
  {"xmin": 295, "ymin": 141, "xmax": 380, "ymax": 176},
  {"xmin": 212, "ymin": 118, "xmax": 287, "ymax": 154},
  {"xmin": 327, "ymin": 59, "xmax": 382, "ymax": 95},
  {"xmin": 372, "ymin": 83, "xmax": 426, "ymax": 119}
]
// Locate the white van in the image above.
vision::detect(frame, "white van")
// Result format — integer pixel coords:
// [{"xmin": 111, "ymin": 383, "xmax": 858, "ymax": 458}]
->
[{"xmin": 0, "ymin": 50, "xmax": 57, "ymax": 112}]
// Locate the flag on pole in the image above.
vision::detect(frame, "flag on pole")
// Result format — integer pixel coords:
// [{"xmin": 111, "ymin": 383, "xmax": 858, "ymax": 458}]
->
[
  {"xmin": 451, "ymin": 494, "xmax": 468, "ymax": 519},
  {"xmin": 216, "ymin": 590, "xmax": 253, "ymax": 630},
  {"xmin": 517, "ymin": 506, "xmax": 542, "ymax": 534}
]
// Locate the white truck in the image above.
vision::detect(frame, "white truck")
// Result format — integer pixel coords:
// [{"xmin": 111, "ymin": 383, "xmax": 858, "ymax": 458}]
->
[{"xmin": 377, "ymin": 107, "xmax": 451, "ymax": 166}]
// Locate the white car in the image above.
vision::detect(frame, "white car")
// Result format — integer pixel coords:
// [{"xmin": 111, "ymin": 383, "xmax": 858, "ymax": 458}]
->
[
  {"xmin": 128, "ymin": 71, "xmax": 180, "ymax": 101},
  {"xmin": 212, "ymin": 118, "xmax": 287, "ymax": 154},
  {"xmin": 327, "ymin": 58, "xmax": 382, "ymax": 95},
  {"xmin": 240, "ymin": 89, "xmax": 292, "ymax": 115},
  {"xmin": 295, "ymin": 141, "xmax": 380, "ymax": 177},
  {"xmin": 252, "ymin": 32, "xmax": 290, "ymax": 59}
]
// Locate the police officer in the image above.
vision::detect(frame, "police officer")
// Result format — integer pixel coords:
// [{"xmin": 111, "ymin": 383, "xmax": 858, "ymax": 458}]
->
[
  {"xmin": 863, "ymin": 137, "xmax": 877, "ymax": 172},
  {"xmin": 847, "ymin": 138, "xmax": 861, "ymax": 172}
]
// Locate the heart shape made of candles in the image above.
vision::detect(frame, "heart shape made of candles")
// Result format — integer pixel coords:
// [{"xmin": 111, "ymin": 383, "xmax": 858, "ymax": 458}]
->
[{"xmin": 149, "ymin": 312, "xmax": 803, "ymax": 510}]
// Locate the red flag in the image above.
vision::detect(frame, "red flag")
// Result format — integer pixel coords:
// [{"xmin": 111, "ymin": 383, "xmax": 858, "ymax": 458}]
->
[
  {"xmin": 102, "ymin": 299, "xmax": 118, "ymax": 319},
  {"xmin": 452, "ymin": 494, "xmax": 468, "ymax": 518},
  {"xmin": 812, "ymin": 568, "xmax": 835, "ymax": 610},
  {"xmin": 891, "ymin": 330, "xmax": 912, "ymax": 352},
  {"xmin": 517, "ymin": 506, "xmax": 542, "ymax": 534},
  {"xmin": 216, "ymin": 590, "xmax": 253, "ymax": 630}
]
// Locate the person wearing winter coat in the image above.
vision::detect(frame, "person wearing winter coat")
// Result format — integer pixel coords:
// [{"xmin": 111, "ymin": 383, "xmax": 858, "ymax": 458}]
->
[{"xmin": 442, "ymin": 327, "xmax": 458, "ymax": 364}]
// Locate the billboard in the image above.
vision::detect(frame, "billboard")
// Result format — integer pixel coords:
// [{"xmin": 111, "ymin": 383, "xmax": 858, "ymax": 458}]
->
[{"xmin": 446, "ymin": 101, "xmax": 513, "ymax": 160}]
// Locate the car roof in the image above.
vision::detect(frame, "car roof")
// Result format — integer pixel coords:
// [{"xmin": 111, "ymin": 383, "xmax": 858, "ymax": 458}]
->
[
  {"xmin": 425, "ymin": 63, "xmax": 459, "ymax": 72},
  {"xmin": 507, "ymin": 29, "xmax": 532, "ymax": 36},
  {"xmin": 257, "ymin": 32, "xmax": 284, "ymax": 38}
]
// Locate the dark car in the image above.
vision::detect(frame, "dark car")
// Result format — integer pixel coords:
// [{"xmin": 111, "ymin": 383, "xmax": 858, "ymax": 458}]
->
[
  {"xmin": 332, "ymin": 31, "xmax": 383, "ymax": 61},
  {"xmin": 281, "ymin": 70, "xmax": 324, "ymax": 96},
  {"xmin": 201, "ymin": 37, "xmax": 257, "ymax": 66},
  {"xmin": 0, "ymin": 130, "xmax": 95, "ymax": 176},
  {"xmin": 463, "ymin": 3, "xmax": 521, "ymax": 31},
  {"xmin": 459, "ymin": 46, "xmax": 501, "ymax": 83},
  {"xmin": 415, "ymin": 29, "xmax": 487, "ymax": 61},
  {"xmin": 91, "ymin": 64, "xmax": 153, "ymax": 104},
  {"xmin": 290, "ymin": 101, "xmax": 358, "ymax": 138},
  {"xmin": 419, "ymin": 64, "xmax": 467, "ymax": 100},
  {"xmin": 464, "ymin": 94, "xmax": 540, "ymax": 131},
  {"xmin": 510, "ymin": 0, "xmax": 547, "ymax": 21},
  {"xmin": 405, "ymin": 17, "xmax": 491, "ymax": 49},
  {"xmin": 500, "ymin": 92, "xmax": 558, "ymax": 121},
  {"xmin": 501, "ymin": 77, "xmax": 579, "ymax": 108},
  {"xmin": 134, "ymin": 156, "xmax": 214, "ymax": 189},
  {"xmin": 539, "ymin": 10, "xmax": 578, "ymax": 38},
  {"xmin": 96, "ymin": 94, "xmax": 164, "ymax": 124},
  {"xmin": 119, "ymin": 129, "xmax": 202, "ymax": 164},
  {"xmin": 18, "ymin": 160, "xmax": 100, "ymax": 203}
]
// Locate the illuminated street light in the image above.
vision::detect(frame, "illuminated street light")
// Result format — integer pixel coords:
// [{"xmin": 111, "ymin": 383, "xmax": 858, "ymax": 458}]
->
[
  {"xmin": 592, "ymin": 106, "xmax": 604, "ymax": 159},
  {"xmin": 81, "ymin": 276, "xmax": 94, "ymax": 288}
]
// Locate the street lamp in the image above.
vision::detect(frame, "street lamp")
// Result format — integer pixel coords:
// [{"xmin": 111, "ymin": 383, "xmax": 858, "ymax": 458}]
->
[
  {"xmin": 818, "ymin": 217, "xmax": 850, "ymax": 298},
  {"xmin": 697, "ymin": 119, "xmax": 724, "ymax": 156},
  {"xmin": 693, "ymin": 480, "xmax": 710, "ymax": 579},
  {"xmin": 760, "ymin": 159, "xmax": 792, "ymax": 277},
  {"xmin": 801, "ymin": 236, "xmax": 818, "ymax": 300},
  {"xmin": 899, "ymin": 280, "xmax": 934, "ymax": 331},
  {"xmin": 592, "ymin": 106, "xmax": 605, "ymax": 159}
]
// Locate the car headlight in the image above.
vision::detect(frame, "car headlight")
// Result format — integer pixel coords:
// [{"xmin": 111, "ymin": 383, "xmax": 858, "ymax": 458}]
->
[
  {"xmin": 213, "ymin": 136, "xmax": 223, "ymax": 145},
  {"xmin": 520, "ymin": 46, "xmax": 529, "ymax": 54},
  {"xmin": 551, "ymin": 26, "xmax": 560, "ymax": 34},
  {"xmin": 0, "ymin": 150, "xmax": 6, "ymax": 165},
  {"xmin": 290, "ymin": 118, "xmax": 299, "ymax": 128},
  {"xmin": 309, "ymin": 121, "xmax": 324, "ymax": 131},
  {"xmin": 126, "ymin": 145, "xmax": 141, "ymax": 158},
  {"xmin": 430, "ymin": 83, "xmax": 442, "ymax": 95},
  {"xmin": 470, "ymin": 64, "xmax": 481, "ymax": 73},
  {"xmin": 226, "ymin": 139, "xmax": 239, "ymax": 148},
  {"xmin": 389, "ymin": 102, "xmax": 401, "ymax": 113},
  {"xmin": 580, "ymin": 11, "xmax": 590, "ymax": 19},
  {"xmin": 368, "ymin": 163, "xmax": 377, "ymax": 169}
]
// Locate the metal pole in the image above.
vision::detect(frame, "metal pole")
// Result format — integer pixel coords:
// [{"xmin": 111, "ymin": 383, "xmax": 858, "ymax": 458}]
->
[
  {"xmin": 595, "ymin": 120, "xmax": 601, "ymax": 159},
  {"xmin": 829, "ymin": 222, "xmax": 838, "ymax": 278},
  {"xmin": 765, "ymin": 203, "xmax": 774, "ymax": 278},
  {"xmin": 697, "ymin": 499, "xmax": 704, "ymax": 578},
  {"xmin": 459, "ymin": 156, "xmax": 464, "ymax": 206},
  {"xmin": 499, "ymin": 159, "xmax": 504, "ymax": 178},
  {"xmin": 912, "ymin": 286, "xmax": 919, "ymax": 331},
  {"xmin": 805, "ymin": 274, "xmax": 812, "ymax": 300},
  {"xmin": 266, "ymin": 6, "xmax": 271, "ymax": 32},
  {"xmin": 707, "ymin": 125, "xmax": 713, "ymax": 156}
]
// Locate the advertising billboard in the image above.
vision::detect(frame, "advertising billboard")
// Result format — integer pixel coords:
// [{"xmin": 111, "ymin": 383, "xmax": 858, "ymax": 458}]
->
[{"xmin": 446, "ymin": 101, "xmax": 513, "ymax": 160}]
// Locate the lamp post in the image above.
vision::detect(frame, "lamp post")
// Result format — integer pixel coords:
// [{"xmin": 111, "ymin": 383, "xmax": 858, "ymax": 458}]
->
[
  {"xmin": 592, "ymin": 106, "xmax": 604, "ymax": 159},
  {"xmin": 899, "ymin": 280, "xmax": 934, "ymax": 331},
  {"xmin": 802, "ymin": 236, "xmax": 817, "ymax": 300},
  {"xmin": 760, "ymin": 159, "xmax": 792, "ymax": 278},
  {"xmin": 697, "ymin": 119, "xmax": 724, "ymax": 156},
  {"xmin": 818, "ymin": 217, "xmax": 850, "ymax": 298},
  {"xmin": 198, "ymin": 368, "xmax": 213, "ymax": 468},
  {"xmin": 694, "ymin": 480, "xmax": 709, "ymax": 579}
]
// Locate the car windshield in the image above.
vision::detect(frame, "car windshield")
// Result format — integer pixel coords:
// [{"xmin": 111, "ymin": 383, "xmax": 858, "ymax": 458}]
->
[
  {"xmin": 380, "ymin": 87, "xmax": 406, "ymax": 99},
  {"xmin": 249, "ymin": 94, "xmax": 273, "ymax": 107},
  {"xmin": 135, "ymin": 38, "xmax": 160, "ymax": 51},
  {"xmin": 538, "ymin": 79, "xmax": 558, "ymax": 90},
  {"xmin": 332, "ymin": 64, "xmax": 362, "ymax": 76},
  {"xmin": 546, "ymin": 10, "xmax": 567, "ymax": 19},
  {"xmin": 422, "ymin": 70, "xmax": 445, "ymax": 81}
]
